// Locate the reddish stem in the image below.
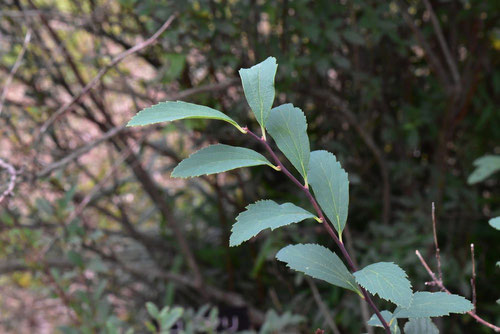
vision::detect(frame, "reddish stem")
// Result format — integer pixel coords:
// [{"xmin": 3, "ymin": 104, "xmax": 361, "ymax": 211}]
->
[
  {"xmin": 245, "ymin": 127, "xmax": 392, "ymax": 333},
  {"xmin": 416, "ymin": 250, "xmax": 500, "ymax": 332}
]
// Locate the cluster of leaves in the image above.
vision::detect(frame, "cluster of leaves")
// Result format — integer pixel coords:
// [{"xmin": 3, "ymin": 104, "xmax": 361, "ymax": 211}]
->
[
  {"xmin": 1, "ymin": 0, "xmax": 499, "ymax": 332},
  {"xmin": 128, "ymin": 57, "xmax": 474, "ymax": 333}
]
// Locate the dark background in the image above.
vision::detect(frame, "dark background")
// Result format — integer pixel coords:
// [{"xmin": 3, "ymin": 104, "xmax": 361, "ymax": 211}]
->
[{"xmin": 0, "ymin": 0, "xmax": 499, "ymax": 332}]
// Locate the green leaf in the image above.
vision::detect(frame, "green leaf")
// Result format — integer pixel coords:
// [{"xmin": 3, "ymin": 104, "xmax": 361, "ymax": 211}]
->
[
  {"xmin": 467, "ymin": 155, "xmax": 500, "ymax": 184},
  {"xmin": 489, "ymin": 217, "xmax": 500, "ymax": 230},
  {"xmin": 308, "ymin": 150, "xmax": 349, "ymax": 236},
  {"xmin": 239, "ymin": 57, "xmax": 278, "ymax": 130},
  {"xmin": 171, "ymin": 144, "xmax": 275, "ymax": 178},
  {"xmin": 342, "ymin": 30, "xmax": 365, "ymax": 45},
  {"xmin": 368, "ymin": 311, "xmax": 400, "ymax": 334},
  {"xmin": 353, "ymin": 262, "xmax": 412, "ymax": 307},
  {"xmin": 67, "ymin": 250, "xmax": 84, "ymax": 268},
  {"xmin": 259, "ymin": 310, "xmax": 305, "ymax": 334},
  {"xmin": 367, "ymin": 310, "xmax": 393, "ymax": 327},
  {"xmin": 276, "ymin": 243, "xmax": 361, "ymax": 294},
  {"xmin": 146, "ymin": 302, "xmax": 160, "ymax": 318},
  {"xmin": 127, "ymin": 101, "xmax": 245, "ymax": 133},
  {"xmin": 404, "ymin": 318, "xmax": 439, "ymax": 334},
  {"xmin": 394, "ymin": 292, "xmax": 473, "ymax": 318},
  {"xmin": 266, "ymin": 104, "xmax": 310, "ymax": 183},
  {"xmin": 159, "ymin": 306, "xmax": 183, "ymax": 330},
  {"xmin": 229, "ymin": 200, "xmax": 316, "ymax": 247}
]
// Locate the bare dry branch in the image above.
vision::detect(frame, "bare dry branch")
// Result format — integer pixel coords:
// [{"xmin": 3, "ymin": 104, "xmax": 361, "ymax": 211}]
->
[
  {"xmin": 470, "ymin": 243, "xmax": 476, "ymax": 312},
  {"xmin": 0, "ymin": 158, "xmax": 17, "ymax": 204},
  {"xmin": 422, "ymin": 0, "xmax": 461, "ymax": 86},
  {"xmin": 38, "ymin": 14, "xmax": 177, "ymax": 137},
  {"xmin": 431, "ymin": 202, "xmax": 443, "ymax": 283},
  {"xmin": 416, "ymin": 250, "xmax": 499, "ymax": 331},
  {"xmin": 0, "ymin": 29, "xmax": 31, "ymax": 117}
]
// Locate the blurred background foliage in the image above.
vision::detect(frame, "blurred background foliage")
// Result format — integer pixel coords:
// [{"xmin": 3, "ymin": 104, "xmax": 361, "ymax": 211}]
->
[{"xmin": 0, "ymin": 0, "xmax": 499, "ymax": 333}]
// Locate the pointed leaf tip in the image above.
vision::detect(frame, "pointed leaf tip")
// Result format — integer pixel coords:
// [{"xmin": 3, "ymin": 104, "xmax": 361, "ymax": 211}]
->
[
  {"xmin": 229, "ymin": 200, "xmax": 315, "ymax": 246},
  {"xmin": 239, "ymin": 57, "xmax": 278, "ymax": 128},
  {"xmin": 266, "ymin": 104, "xmax": 310, "ymax": 182},
  {"xmin": 354, "ymin": 262, "xmax": 413, "ymax": 308},
  {"xmin": 127, "ymin": 101, "xmax": 244, "ymax": 132},
  {"xmin": 308, "ymin": 150, "xmax": 349, "ymax": 234},
  {"xmin": 394, "ymin": 292, "xmax": 473, "ymax": 318},
  {"xmin": 171, "ymin": 144, "xmax": 274, "ymax": 178},
  {"xmin": 276, "ymin": 243, "xmax": 360, "ymax": 293}
]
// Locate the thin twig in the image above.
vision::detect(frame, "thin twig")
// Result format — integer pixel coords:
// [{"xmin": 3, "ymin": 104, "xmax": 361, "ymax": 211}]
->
[
  {"xmin": 0, "ymin": 158, "xmax": 17, "ymax": 204},
  {"xmin": 431, "ymin": 202, "xmax": 443, "ymax": 283},
  {"xmin": 38, "ymin": 14, "xmax": 176, "ymax": 137},
  {"xmin": 244, "ymin": 127, "xmax": 392, "ymax": 333},
  {"xmin": 397, "ymin": 0, "xmax": 451, "ymax": 90},
  {"xmin": 470, "ymin": 243, "xmax": 476, "ymax": 313},
  {"xmin": 306, "ymin": 277, "xmax": 341, "ymax": 334},
  {"xmin": 36, "ymin": 125, "xmax": 126, "ymax": 178},
  {"xmin": 422, "ymin": 0, "xmax": 461, "ymax": 86},
  {"xmin": 65, "ymin": 142, "xmax": 138, "ymax": 226},
  {"xmin": 344, "ymin": 227, "xmax": 374, "ymax": 334},
  {"xmin": 0, "ymin": 29, "xmax": 31, "ymax": 117},
  {"xmin": 415, "ymin": 251, "xmax": 499, "ymax": 332}
]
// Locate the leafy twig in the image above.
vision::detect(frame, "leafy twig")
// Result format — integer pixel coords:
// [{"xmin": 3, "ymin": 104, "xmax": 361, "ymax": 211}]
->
[
  {"xmin": 415, "ymin": 204, "xmax": 500, "ymax": 332},
  {"xmin": 244, "ymin": 127, "xmax": 392, "ymax": 334},
  {"xmin": 415, "ymin": 250, "xmax": 499, "ymax": 332}
]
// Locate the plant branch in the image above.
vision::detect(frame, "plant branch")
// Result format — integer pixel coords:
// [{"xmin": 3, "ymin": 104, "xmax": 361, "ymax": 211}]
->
[
  {"xmin": 244, "ymin": 127, "xmax": 391, "ymax": 333},
  {"xmin": 306, "ymin": 277, "xmax": 341, "ymax": 334},
  {"xmin": 0, "ymin": 158, "xmax": 17, "ymax": 204},
  {"xmin": 470, "ymin": 243, "xmax": 476, "ymax": 312},
  {"xmin": 431, "ymin": 202, "xmax": 443, "ymax": 283},
  {"xmin": 415, "ymin": 250, "xmax": 500, "ymax": 332},
  {"xmin": 38, "ymin": 14, "xmax": 176, "ymax": 137},
  {"xmin": 0, "ymin": 29, "xmax": 31, "ymax": 117},
  {"xmin": 422, "ymin": 0, "xmax": 461, "ymax": 86}
]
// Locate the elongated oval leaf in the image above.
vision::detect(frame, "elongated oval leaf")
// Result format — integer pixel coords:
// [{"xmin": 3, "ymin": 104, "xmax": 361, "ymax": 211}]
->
[
  {"xmin": 171, "ymin": 144, "xmax": 274, "ymax": 178},
  {"xmin": 127, "ymin": 101, "xmax": 245, "ymax": 132},
  {"xmin": 276, "ymin": 244, "xmax": 361, "ymax": 294},
  {"xmin": 308, "ymin": 150, "xmax": 349, "ymax": 235},
  {"xmin": 229, "ymin": 200, "xmax": 316, "ymax": 247},
  {"xmin": 403, "ymin": 318, "xmax": 439, "ymax": 334},
  {"xmin": 467, "ymin": 155, "xmax": 500, "ymax": 184},
  {"xmin": 368, "ymin": 311, "xmax": 400, "ymax": 334},
  {"xmin": 239, "ymin": 57, "xmax": 278, "ymax": 129},
  {"xmin": 489, "ymin": 216, "xmax": 500, "ymax": 230},
  {"xmin": 353, "ymin": 262, "xmax": 413, "ymax": 308},
  {"xmin": 266, "ymin": 104, "xmax": 310, "ymax": 183},
  {"xmin": 394, "ymin": 292, "xmax": 473, "ymax": 318}
]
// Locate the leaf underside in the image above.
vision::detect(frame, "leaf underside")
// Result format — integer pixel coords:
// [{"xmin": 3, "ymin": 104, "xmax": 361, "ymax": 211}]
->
[
  {"xmin": 127, "ymin": 101, "xmax": 244, "ymax": 132},
  {"xmin": 276, "ymin": 243, "xmax": 360, "ymax": 293},
  {"xmin": 308, "ymin": 150, "xmax": 349, "ymax": 234},
  {"xmin": 489, "ymin": 216, "xmax": 500, "ymax": 230},
  {"xmin": 239, "ymin": 56, "xmax": 278, "ymax": 128},
  {"xmin": 266, "ymin": 104, "xmax": 310, "ymax": 182},
  {"xmin": 368, "ymin": 311, "xmax": 400, "ymax": 334},
  {"xmin": 229, "ymin": 200, "xmax": 315, "ymax": 247},
  {"xmin": 404, "ymin": 318, "xmax": 439, "ymax": 334},
  {"xmin": 394, "ymin": 292, "xmax": 473, "ymax": 318},
  {"xmin": 353, "ymin": 262, "xmax": 413, "ymax": 308},
  {"xmin": 171, "ymin": 144, "xmax": 273, "ymax": 178}
]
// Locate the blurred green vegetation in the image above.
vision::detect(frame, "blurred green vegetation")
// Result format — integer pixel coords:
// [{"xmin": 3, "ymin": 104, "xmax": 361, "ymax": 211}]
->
[{"xmin": 0, "ymin": 0, "xmax": 499, "ymax": 332}]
